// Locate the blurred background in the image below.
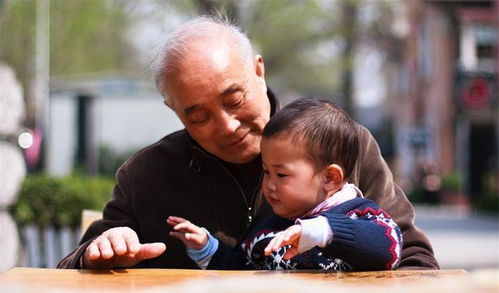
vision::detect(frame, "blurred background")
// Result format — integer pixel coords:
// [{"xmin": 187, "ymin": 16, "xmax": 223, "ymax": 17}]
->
[{"xmin": 0, "ymin": 0, "xmax": 497, "ymax": 272}]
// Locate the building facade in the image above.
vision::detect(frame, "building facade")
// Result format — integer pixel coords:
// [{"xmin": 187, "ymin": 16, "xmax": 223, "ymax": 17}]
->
[{"xmin": 389, "ymin": 0, "xmax": 498, "ymax": 205}]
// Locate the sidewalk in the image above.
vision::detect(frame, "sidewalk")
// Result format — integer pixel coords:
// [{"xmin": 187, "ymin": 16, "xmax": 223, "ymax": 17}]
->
[{"xmin": 414, "ymin": 205, "xmax": 499, "ymax": 270}]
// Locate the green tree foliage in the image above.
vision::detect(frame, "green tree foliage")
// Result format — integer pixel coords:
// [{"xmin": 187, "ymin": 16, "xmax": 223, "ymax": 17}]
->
[
  {"xmin": 50, "ymin": 0, "xmax": 139, "ymax": 77},
  {"xmin": 0, "ymin": 0, "xmax": 36, "ymax": 101},
  {"xmin": 165, "ymin": 0, "xmax": 395, "ymax": 106},
  {"xmin": 244, "ymin": 0, "xmax": 343, "ymax": 97},
  {"xmin": 161, "ymin": 0, "xmax": 345, "ymax": 100},
  {"xmin": 0, "ymin": 0, "xmax": 139, "ymax": 121}
]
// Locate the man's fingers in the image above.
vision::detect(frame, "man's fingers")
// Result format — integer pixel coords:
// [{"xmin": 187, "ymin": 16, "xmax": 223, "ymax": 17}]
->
[
  {"xmin": 82, "ymin": 227, "xmax": 165, "ymax": 269},
  {"xmin": 95, "ymin": 236, "xmax": 114, "ymax": 259},
  {"xmin": 136, "ymin": 243, "xmax": 166, "ymax": 260},
  {"xmin": 86, "ymin": 242, "xmax": 102, "ymax": 260},
  {"xmin": 123, "ymin": 232, "xmax": 140, "ymax": 255},
  {"xmin": 107, "ymin": 233, "xmax": 128, "ymax": 255},
  {"xmin": 124, "ymin": 237, "xmax": 140, "ymax": 256}
]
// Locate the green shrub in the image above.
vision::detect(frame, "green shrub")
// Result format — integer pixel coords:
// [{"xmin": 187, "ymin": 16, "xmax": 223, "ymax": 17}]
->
[
  {"xmin": 475, "ymin": 171, "xmax": 499, "ymax": 214},
  {"xmin": 10, "ymin": 174, "xmax": 114, "ymax": 228},
  {"xmin": 407, "ymin": 184, "xmax": 426, "ymax": 203},
  {"xmin": 441, "ymin": 171, "xmax": 463, "ymax": 192},
  {"xmin": 98, "ymin": 145, "xmax": 136, "ymax": 177}
]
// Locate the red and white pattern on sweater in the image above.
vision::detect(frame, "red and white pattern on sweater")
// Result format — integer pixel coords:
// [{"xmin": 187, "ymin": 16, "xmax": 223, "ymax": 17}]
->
[
  {"xmin": 346, "ymin": 207, "xmax": 402, "ymax": 270},
  {"xmin": 241, "ymin": 230, "xmax": 298, "ymax": 270},
  {"xmin": 241, "ymin": 229, "xmax": 350, "ymax": 271}
]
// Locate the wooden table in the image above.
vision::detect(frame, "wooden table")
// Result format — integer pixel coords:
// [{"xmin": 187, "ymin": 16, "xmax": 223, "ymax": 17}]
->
[{"xmin": 1, "ymin": 267, "xmax": 497, "ymax": 292}]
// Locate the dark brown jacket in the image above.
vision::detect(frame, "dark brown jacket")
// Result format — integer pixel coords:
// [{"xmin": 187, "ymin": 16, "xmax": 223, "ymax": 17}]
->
[{"xmin": 58, "ymin": 94, "xmax": 439, "ymax": 270}]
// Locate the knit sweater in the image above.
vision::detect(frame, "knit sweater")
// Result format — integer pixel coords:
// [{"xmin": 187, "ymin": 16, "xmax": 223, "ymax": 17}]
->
[{"xmin": 208, "ymin": 197, "xmax": 402, "ymax": 271}]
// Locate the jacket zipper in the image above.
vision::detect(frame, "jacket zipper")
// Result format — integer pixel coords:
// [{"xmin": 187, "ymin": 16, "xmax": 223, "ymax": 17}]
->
[
  {"xmin": 192, "ymin": 146, "xmax": 260, "ymax": 227},
  {"xmin": 248, "ymin": 173, "xmax": 263, "ymax": 225}
]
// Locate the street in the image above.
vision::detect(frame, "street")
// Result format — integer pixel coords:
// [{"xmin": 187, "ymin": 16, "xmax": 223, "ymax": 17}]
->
[{"xmin": 414, "ymin": 205, "xmax": 499, "ymax": 270}]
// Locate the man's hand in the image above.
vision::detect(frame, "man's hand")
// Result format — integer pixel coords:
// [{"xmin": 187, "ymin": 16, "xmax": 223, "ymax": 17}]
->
[
  {"xmin": 83, "ymin": 227, "xmax": 166, "ymax": 269},
  {"xmin": 264, "ymin": 224, "xmax": 302, "ymax": 260},
  {"xmin": 167, "ymin": 216, "xmax": 208, "ymax": 250}
]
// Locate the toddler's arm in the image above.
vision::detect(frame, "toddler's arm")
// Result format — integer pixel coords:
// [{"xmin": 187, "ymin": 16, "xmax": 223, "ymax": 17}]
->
[
  {"xmin": 264, "ymin": 216, "xmax": 333, "ymax": 260},
  {"xmin": 321, "ymin": 201, "xmax": 403, "ymax": 270},
  {"xmin": 262, "ymin": 200, "xmax": 403, "ymax": 270}
]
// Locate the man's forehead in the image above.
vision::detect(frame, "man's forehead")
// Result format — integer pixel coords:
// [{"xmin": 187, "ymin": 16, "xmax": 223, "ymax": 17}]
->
[
  {"xmin": 179, "ymin": 37, "xmax": 233, "ymax": 67},
  {"xmin": 170, "ymin": 46, "xmax": 247, "ymax": 85},
  {"xmin": 181, "ymin": 81, "xmax": 248, "ymax": 115},
  {"xmin": 210, "ymin": 48, "xmax": 231, "ymax": 72}
]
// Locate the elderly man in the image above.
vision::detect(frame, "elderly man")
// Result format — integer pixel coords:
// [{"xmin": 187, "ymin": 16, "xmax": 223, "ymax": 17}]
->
[{"xmin": 58, "ymin": 17, "xmax": 438, "ymax": 270}]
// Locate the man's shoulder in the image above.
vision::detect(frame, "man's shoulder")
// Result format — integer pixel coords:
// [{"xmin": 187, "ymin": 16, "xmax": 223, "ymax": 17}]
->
[
  {"xmin": 353, "ymin": 122, "xmax": 373, "ymax": 143},
  {"xmin": 120, "ymin": 129, "xmax": 191, "ymax": 171}
]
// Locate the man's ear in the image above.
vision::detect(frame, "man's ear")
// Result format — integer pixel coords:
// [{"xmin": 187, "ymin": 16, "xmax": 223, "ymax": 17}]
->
[
  {"xmin": 324, "ymin": 164, "xmax": 344, "ymax": 194},
  {"xmin": 254, "ymin": 55, "xmax": 265, "ymax": 79},
  {"xmin": 163, "ymin": 99, "xmax": 171, "ymax": 108}
]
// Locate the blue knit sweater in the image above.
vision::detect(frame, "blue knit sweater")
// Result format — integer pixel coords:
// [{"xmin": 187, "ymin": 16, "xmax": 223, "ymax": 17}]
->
[{"xmin": 207, "ymin": 197, "xmax": 402, "ymax": 271}]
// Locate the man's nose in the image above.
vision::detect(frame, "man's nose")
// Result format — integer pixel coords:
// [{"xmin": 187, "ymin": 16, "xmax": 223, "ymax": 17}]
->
[{"xmin": 216, "ymin": 111, "xmax": 241, "ymax": 135}]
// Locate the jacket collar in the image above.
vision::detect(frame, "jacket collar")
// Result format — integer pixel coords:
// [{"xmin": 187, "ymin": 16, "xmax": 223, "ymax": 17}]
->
[{"xmin": 267, "ymin": 88, "xmax": 280, "ymax": 117}]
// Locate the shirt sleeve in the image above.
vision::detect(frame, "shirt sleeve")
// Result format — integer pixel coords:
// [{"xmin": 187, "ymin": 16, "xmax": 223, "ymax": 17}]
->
[{"xmin": 295, "ymin": 216, "xmax": 333, "ymax": 253}]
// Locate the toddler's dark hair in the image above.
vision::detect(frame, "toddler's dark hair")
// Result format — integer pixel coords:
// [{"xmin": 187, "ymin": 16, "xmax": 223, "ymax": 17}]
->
[{"xmin": 263, "ymin": 98, "xmax": 359, "ymax": 178}]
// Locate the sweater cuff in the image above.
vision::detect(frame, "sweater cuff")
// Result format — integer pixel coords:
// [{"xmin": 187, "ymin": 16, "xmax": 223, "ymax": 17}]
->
[
  {"xmin": 321, "ymin": 214, "xmax": 356, "ymax": 257},
  {"xmin": 186, "ymin": 228, "xmax": 219, "ymax": 269},
  {"xmin": 295, "ymin": 216, "xmax": 333, "ymax": 253},
  {"xmin": 57, "ymin": 237, "xmax": 97, "ymax": 269}
]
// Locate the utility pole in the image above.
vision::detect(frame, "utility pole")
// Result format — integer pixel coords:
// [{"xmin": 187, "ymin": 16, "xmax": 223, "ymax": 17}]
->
[
  {"xmin": 35, "ymin": 0, "xmax": 50, "ymax": 129},
  {"xmin": 32, "ymin": 0, "xmax": 50, "ymax": 169},
  {"xmin": 340, "ymin": 0, "xmax": 357, "ymax": 118}
]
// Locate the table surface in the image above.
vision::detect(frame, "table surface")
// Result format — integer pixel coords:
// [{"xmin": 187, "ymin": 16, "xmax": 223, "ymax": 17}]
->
[{"xmin": 1, "ymin": 267, "xmax": 498, "ymax": 292}]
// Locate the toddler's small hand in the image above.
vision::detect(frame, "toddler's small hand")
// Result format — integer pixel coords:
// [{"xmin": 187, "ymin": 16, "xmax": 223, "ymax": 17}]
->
[
  {"xmin": 264, "ymin": 224, "xmax": 302, "ymax": 260},
  {"xmin": 167, "ymin": 216, "xmax": 208, "ymax": 250}
]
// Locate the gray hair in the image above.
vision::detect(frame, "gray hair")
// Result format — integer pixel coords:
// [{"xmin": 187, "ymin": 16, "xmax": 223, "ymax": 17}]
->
[{"xmin": 152, "ymin": 16, "xmax": 254, "ymax": 105}]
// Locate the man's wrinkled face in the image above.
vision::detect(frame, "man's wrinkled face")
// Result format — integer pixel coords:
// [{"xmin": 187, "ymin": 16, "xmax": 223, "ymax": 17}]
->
[{"xmin": 164, "ymin": 44, "xmax": 271, "ymax": 164}]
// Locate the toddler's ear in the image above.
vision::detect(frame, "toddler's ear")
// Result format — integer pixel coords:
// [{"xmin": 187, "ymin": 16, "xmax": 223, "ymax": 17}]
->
[{"xmin": 324, "ymin": 164, "xmax": 344, "ymax": 194}]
